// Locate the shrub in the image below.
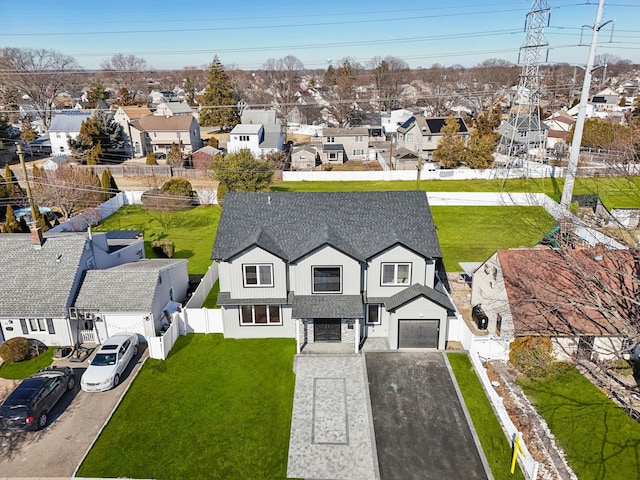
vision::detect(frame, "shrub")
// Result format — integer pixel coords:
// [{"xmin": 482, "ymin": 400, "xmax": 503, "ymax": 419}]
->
[
  {"xmin": 0, "ymin": 337, "xmax": 33, "ymax": 363},
  {"xmin": 161, "ymin": 178, "xmax": 193, "ymax": 197},
  {"xmin": 509, "ymin": 336, "xmax": 555, "ymax": 379},
  {"xmin": 146, "ymin": 152, "xmax": 157, "ymax": 165},
  {"xmin": 152, "ymin": 238, "xmax": 175, "ymax": 258}
]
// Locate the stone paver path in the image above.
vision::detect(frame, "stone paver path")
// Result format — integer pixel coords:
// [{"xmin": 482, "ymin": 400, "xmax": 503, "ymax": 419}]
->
[{"xmin": 287, "ymin": 354, "xmax": 379, "ymax": 480}]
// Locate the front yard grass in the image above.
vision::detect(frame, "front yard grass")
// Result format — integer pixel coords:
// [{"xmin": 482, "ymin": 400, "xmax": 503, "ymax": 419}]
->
[
  {"xmin": 0, "ymin": 347, "xmax": 55, "ymax": 379},
  {"xmin": 94, "ymin": 205, "xmax": 221, "ymax": 274},
  {"xmin": 519, "ymin": 364, "xmax": 640, "ymax": 480},
  {"xmin": 76, "ymin": 334, "xmax": 296, "ymax": 480},
  {"xmin": 447, "ymin": 353, "xmax": 525, "ymax": 480}
]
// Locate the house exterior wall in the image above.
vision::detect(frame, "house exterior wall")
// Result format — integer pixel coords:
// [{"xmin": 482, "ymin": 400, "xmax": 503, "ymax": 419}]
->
[
  {"xmin": 0, "ymin": 317, "xmax": 73, "ymax": 346},
  {"xmin": 221, "ymin": 305, "xmax": 295, "ymax": 338},
  {"xmin": 220, "ymin": 247, "xmax": 288, "ymax": 300},
  {"xmin": 367, "ymin": 245, "xmax": 431, "ymax": 296},
  {"xmin": 299, "ymin": 317, "xmax": 358, "ymax": 345},
  {"xmin": 97, "ymin": 312, "xmax": 151, "ymax": 341},
  {"xmin": 90, "ymin": 234, "xmax": 145, "ymax": 268},
  {"xmin": 388, "ymin": 296, "xmax": 448, "ymax": 350},
  {"xmin": 227, "ymin": 129, "xmax": 262, "ymax": 156},
  {"xmin": 50, "ymin": 131, "xmax": 79, "ymax": 156},
  {"xmin": 363, "ymin": 309, "xmax": 389, "ymax": 338},
  {"xmin": 291, "ymin": 246, "xmax": 361, "ymax": 295},
  {"xmin": 291, "ymin": 149, "xmax": 317, "ymax": 170}
]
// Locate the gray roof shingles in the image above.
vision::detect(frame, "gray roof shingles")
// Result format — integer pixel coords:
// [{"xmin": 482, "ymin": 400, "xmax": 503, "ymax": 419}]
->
[
  {"xmin": 384, "ymin": 283, "xmax": 454, "ymax": 312},
  {"xmin": 212, "ymin": 191, "xmax": 441, "ymax": 262},
  {"xmin": 0, "ymin": 235, "xmax": 88, "ymax": 318},
  {"xmin": 292, "ymin": 295, "xmax": 364, "ymax": 318}
]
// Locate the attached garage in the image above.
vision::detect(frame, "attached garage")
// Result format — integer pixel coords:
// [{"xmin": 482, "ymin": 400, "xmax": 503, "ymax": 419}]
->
[{"xmin": 398, "ymin": 319, "xmax": 439, "ymax": 348}]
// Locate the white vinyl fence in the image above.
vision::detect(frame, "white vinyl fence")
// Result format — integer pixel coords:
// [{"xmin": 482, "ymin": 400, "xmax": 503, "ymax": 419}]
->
[
  {"xmin": 148, "ymin": 315, "xmax": 180, "ymax": 360},
  {"xmin": 48, "ymin": 191, "xmax": 129, "ymax": 233}
]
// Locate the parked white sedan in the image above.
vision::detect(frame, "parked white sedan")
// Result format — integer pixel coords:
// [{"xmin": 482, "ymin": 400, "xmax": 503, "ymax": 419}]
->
[{"xmin": 81, "ymin": 333, "xmax": 139, "ymax": 392}]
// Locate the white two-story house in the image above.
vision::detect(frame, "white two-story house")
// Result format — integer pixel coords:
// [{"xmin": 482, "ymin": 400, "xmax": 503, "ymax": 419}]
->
[{"xmin": 211, "ymin": 191, "xmax": 454, "ymax": 351}]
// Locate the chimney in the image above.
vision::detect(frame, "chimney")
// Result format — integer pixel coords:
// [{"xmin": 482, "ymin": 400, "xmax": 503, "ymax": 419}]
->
[
  {"xmin": 30, "ymin": 225, "xmax": 43, "ymax": 250},
  {"xmin": 594, "ymin": 243, "xmax": 605, "ymax": 261}
]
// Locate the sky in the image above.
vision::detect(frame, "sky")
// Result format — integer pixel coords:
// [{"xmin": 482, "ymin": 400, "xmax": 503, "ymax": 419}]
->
[{"xmin": 2, "ymin": 0, "xmax": 639, "ymax": 71}]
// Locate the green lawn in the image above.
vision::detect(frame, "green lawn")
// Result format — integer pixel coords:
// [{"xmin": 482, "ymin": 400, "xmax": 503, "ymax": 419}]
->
[
  {"xmin": 0, "ymin": 347, "xmax": 55, "ymax": 379},
  {"xmin": 77, "ymin": 335, "xmax": 296, "ymax": 480},
  {"xmin": 447, "ymin": 353, "xmax": 525, "ymax": 480},
  {"xmin": 95, "ymin": 205, "xmax": 221, "ymax": 274},
  {"xmin": 519, "ymin": 365, "xmax": 640, "ymax": 480},
  {"xmin": 433, "ymin": 206, "xmax": 556, "ymax": 272},
  {"xmin": 202, "ymin": 279, "xmax": 220, "ymax": 308}
]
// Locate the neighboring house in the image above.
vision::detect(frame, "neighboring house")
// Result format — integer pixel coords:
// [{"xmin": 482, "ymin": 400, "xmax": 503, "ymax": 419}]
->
[
  {"xmin": 395, "ymin": 116, "xmax": 469, "ymax": 162},
  {"xmin": 211, "ymin": 191, "xmax": 455, "ymax": 352},
  {"xmin": 544, "ymin": 110, "xmax": 575, "ymax": 151},
  {"xmin": 48, "ymin": 111, "xmax": 94, "ymax": 156},
  {"xmin": 320, "ymin": 127, "xmax": 370, "ymax": 163},
  {"xmin": 73, "ymin": 259, "xmax": 189, "ymax": 342},
  {"xmin": 129, "ymin": 114, "xmax": 202, "ymax": 158},
  {"xmin": 381, "ymin": 108, "xmax": 415, "ymax": 135},
  {"xmin": 190, "ymin": 145, "xmax": 223, "ymax": 169},
  {"xmin": 29, "ymin": 134, "xmax": 52, "ymax": 156},
  {"xmin": 290, "ymin": 145, "xmax": 319, "ymax": 171},
  {"xmin": 154, "ymin": 100, "xmax": 194, "ymax": 117},
  {"xmin": 497, "ymin": 115, "xmax": 548, "ymax": 154},
  {"xmin": 113, "ymin": 105, "xmax": 153, "ymax": 157},
  {"xmin": 590, "ymin": 87, "xmax": 620, "ymax": 112},
  {"xmin": 0, "ymin": 229, "xmax": 145, "ymax": 347},
  {"xmin": 42, "ymin": 155, "xmax": 69, "ymax": 171},
  {"xmin": 227, "ymin": 123, "xmax": 283, "ymax": 157},
  {"xmin": 471, "ymin": 248, "xmax": 638, "ymax": 362}
]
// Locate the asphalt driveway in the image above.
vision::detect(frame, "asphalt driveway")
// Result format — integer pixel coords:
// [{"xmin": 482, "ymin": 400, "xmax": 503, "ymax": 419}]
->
[
  {"xmin": 365, "ymin": 352, "xmax": 491, "ymax": 480},
  {"xmin": 0, "ymin": 345, "xmax": 147, "ymax": 478}
]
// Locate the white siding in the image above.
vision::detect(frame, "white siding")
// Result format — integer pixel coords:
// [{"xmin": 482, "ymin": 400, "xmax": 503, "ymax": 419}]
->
[
  {"xmin": 291, "ymin": 246, "xmax": 361, "ymax": 295},
  {"xmin": 223, "ymin": 247, "xmax": 287, "ymax": 300},
  {"xmin": 99, "ymin": 313, "xmax": 151, "ymax": 341},
  {"xmin": 222, "ymin": 305, "xmax": 295, "ymax": 338},
  {"xmin": 388, "ymin": 297, "xmax": 448, "ymax": 350},
  {"xmin": 367, "ymin": 245, "xmax": 430, "ymax": 297},
  {"xmin": 0, "ymin": 318, "xmax": 73, "ymax": 346}
]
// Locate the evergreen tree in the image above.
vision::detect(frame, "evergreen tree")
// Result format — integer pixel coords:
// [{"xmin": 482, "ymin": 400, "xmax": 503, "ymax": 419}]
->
[
  {"xmin": 212, "ymin": 150, "xmax": 274, "ymax": 203},
  {"xmin": 199, "ymin": 56, "xmax": 240, "ymax": 129},
  {"xmin": 86, "ymin": 143, "xmax": 102, "ymax": 165},
  {"xmin": 5, "ymin": 165, "xmax": 18, "ymax": 197},
  {"xmin": 0, "ymin": 114, "xmax": 14, "ymax": 148},
  {"xmin": 20, "ymin": 119, "xmax": 37, "ymax": 144},
  {"xmin": 166, "ymin": 142, "xmax": 183, "ymax": 167},
  {"xmin": 87, "ymin": 81, "xmax": 109, "ymax": 108},
  {"xmin": 0, "ymin": 174, "xmax": 7, "ymax": 198},
  {"xmin": 100, "ymin": 169, "xmax": 119, "ymax": 201},
  {"xmin": 68, "ymin": 111, "xmax": 124, "ymax": 163},
  {"xmin": 31, "ymin": 205, "xmax": 51, "ymax": 232},
  {"xmin": 2, "ymin": 205, "xmax": 27, "ymax": 233},
  {"xmin": 433, "ymin": 116, "xmax": 466, "ymax": 169},
  {"xmin": 146, "ymin": 152, "xmax": 158, "ymax": 165}
]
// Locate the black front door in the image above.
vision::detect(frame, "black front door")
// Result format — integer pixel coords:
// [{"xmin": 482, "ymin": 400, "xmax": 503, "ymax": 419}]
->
[{"xmin": 314, "ymin": 318, "xmax": 341, "ymax": 342}]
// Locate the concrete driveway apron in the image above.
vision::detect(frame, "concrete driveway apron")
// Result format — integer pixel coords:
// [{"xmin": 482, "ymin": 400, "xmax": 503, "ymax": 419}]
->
[
  {"xmin": 287, "ymin": 354, "xmax": 379, "ymax": 480},
  {"xmin": 366, "ymin": 351, "xmax": 491, "ymax": 480}
]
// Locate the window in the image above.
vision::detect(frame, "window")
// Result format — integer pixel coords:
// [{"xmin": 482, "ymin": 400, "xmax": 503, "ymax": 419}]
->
[
  {"xmin": 366, "ymin": 304, "xmax": 381, "ymax": 325},
  {"xmin": 313, "ymin": 266, "xmax": 342, "ymax": 293},
  {"xmin": 239, "ymin": 135, "xmax": 250, "ymax": 141},
  {"xmin": 240, "ymin": 305, "xmax": 282, "ymax": 325},
  {"xmin": 327, "ymin": 136, "xmax": 335, "ymax": 143},
  {"xmin": 328, "ymin": 152, "xmax": 337, "ymax": 160},
  {"xmin": 29, "ymin": 318, "xmax": 46, "ymax": 332},
  {"xmin": 427, "ymin": 135, "xmax": 433, "ymax": 142},
  {"xmin": 355, "ymin": 135, "xmax": 364, "ymax": 142},
  {"xmin": 353, "ymin": 149, "xmax": 364, "ymax": 155},
  {"xmin": 381, "ymin": 263, "xmax": 411, "ymax": 285},
  {"xmin": 243, "ymin": 264, "xmax": 273, "ymax": 287},
  {"xmin": 406, "ymin": 134, "xmax": 413, "ymax": 142},
  {"xmin": 59, "ymin": 146, "xmax": 64, "ymax": 153},
  {"xmin": 56, "ymin": 132, "xmax": 61, "ymax": 138},
  {"xmin": 496, "ymin": 313, "xmax": 502, "ymax": 336}
]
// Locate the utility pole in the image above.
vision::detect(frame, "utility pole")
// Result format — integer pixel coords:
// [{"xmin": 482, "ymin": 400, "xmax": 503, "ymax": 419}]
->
[{"xmin": 560, "ymin": 0, "xmax": 610, "ymax": 210}]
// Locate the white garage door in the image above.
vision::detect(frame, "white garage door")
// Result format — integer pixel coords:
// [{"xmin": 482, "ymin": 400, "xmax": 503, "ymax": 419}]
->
[{"xmin": 398, "ymin": 319, "xmax": 439, "ymax": 348}]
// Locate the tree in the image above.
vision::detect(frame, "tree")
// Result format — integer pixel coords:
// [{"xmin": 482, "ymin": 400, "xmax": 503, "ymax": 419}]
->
[
  {"xmin": 263, "ymin": 55, "xmax": 305, "ymax": 123},
  {"xmin": 212, "ymin": 150, "xmax": 274, "ymax": 203},
  {"xmin": 0, "ymin": 114, "xmax": 14, "ymax": 148},
  {"xmin": 20, "ymin": 119, "xmax": 37, "ymax": 144},
  {"xmin": 369, "ymin": 56, "xmax": 409, "ymax": 112},
  {"xmin": 0, "ymin": 174, "xmax": 6, "ymax": 198},
  {"xmin": 68, "ymin": 111, "xmax": 124, "ymax": 163},
  {"xmin": 198, "ymin": 56, "xmax": 240, "ymax": 129},
  {"xmin": 4, "ymin": 165, "xmax": 18, "ymax": 197},
  {"xmin": 464, "ymin": 133, "xmax": 496, "ymax": 169},
  {"xmin": 0, "ymin": 48, "xmax": 80, "ymax": 130},
  {"xmin": 100, "ymin": 168, "xmax": 119, "ymax": 201},
  {"xmin": 146, "ymin": 152, "xmax": 157, "ymax": 165},
  {"xmin": 166, "ymin": 142, "xmax": 184, "ymax": 167},
  {"xmin": 331, "ymin": 59, "xmax": 358, "ymax": 127},
  {"xmin": 100, "ymin": 53, "xmax": 147, "ymax": 105},
  {"xmin": 433, "ymin": 116, "xmax": 466, "ymax": 168},
  {"xmin": 2, "ymin": 205, "xmax": 28, "ymax": 233},
  {"xmin": 31, "ymin": 165, "xmax": 103, "ymax": 220},
  {"xmin": 161, "ymin": 178, "xmax": 193, "ymax": 197},
  {"xmin": 86, "ymin": 80, "xmax": 109, "ymax": 108}
]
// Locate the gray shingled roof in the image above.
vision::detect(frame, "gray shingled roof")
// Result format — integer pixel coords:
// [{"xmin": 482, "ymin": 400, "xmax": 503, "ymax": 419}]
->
[
  {"xmin": 49, "ymin": 111, "xmax": 94, "ymax": 133},
  {"xmin": 292, "ymin": 295, "xmax": 364, "ymax": 318},
  {"xmin": 212, "ymin": 191, "xmax": 441, "ymax": 262},
  {"xmin": 384, "ymin": 283, "xmax": 454, "ymax": 312},
  {"xmin": 0, "ymin": 234, "xmax": 88, "ymax": 318},
  {"xmin": 216, "ymin": 292, "xmax": 291, "ymax": 306},
  {"xmin": 75, "ymin": 259, "xmax": 187, "ymax": 312}
]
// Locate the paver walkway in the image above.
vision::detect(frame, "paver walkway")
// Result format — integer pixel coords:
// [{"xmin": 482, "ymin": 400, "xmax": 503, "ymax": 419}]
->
[{"xmin": 287, "ymin": 354, "xmax": 379, "ymax": 480}]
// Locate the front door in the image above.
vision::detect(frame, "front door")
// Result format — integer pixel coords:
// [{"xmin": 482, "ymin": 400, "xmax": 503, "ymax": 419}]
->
[{"xmin": 314, "ymin": 318, "xmax": 341, "ymax": 342}]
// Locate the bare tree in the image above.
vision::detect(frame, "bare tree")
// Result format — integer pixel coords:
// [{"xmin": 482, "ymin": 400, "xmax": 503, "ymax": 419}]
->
[
  {"xmin": 0, "ymin": 48, "xmax": 81, "ymax": 130},
  {"xmin": 368, "ymin": 55, "xmax": 409, "ymax": 112},
  {"xmin": 263, "ymin": 55, "xmax": 304, "ymax": 123},
  {"xmin": 101, "ymin": 53, "xmax": 148, "ymax": 105}
]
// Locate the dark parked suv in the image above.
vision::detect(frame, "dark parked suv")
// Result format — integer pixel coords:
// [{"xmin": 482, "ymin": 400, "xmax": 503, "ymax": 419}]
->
[{"xmin": 0, "ymin": 366, "xmax": 76, "ymax": 432}]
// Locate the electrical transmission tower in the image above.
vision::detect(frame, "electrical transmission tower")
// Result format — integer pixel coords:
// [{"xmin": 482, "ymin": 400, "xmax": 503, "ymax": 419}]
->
[{"xmin": 497, "ymin": 0, "xmax": 550, "ymax": 171}]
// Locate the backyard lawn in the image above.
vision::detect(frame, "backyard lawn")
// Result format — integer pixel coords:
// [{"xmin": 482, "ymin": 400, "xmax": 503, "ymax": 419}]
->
[
  {"xmin": 447, "ymin": 353, "xmax": 525, "ymax": 480},
  {"xmin": 94, "ymin": 205, "xmax": 221, "ymax": 274},
  {"xmin": 77, "ymin": 334, "xmax": 296, "ymax": 480},
  {"xmin": 519, "ymin": 365, "xmax": 640, "ymax": 480}
]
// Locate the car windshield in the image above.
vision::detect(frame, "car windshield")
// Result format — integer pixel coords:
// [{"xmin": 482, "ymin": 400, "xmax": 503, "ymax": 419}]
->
[{"xmin": 91, "ymin": 353, "xmax": 116, "ymax": 366}]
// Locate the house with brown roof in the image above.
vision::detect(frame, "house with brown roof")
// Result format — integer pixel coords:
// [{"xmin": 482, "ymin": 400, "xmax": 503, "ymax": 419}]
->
[
  {"xmin": 544, "ymin": 110, "xmax": 576, "ymax": 151},
  {"xmin": 471, "ymin": 248, "xmax": 639, "ymax": 362},
  {"xmin": 129, "ymin": 114, "xmax": 202, "ymax": 159},
  {"xmin": 114, "ymin": 106, "xmax": 154, "ymax": 157}
]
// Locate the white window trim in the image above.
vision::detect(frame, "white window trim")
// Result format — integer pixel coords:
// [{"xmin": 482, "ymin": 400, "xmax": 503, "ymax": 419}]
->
[
  {"xmin": 240, "ymin": 305, "xmax": 282, "ymax": 325},
  {"xmin": 312, "ymin": 265, "xmax": 343, "ymax": 294},
  {"xmin": 28, "ymin": 318, "xmax": 47, "ymax": 332},
  {"xmin": 242, "ymin": 263, "xmax": 274, "ymax": 288},
  {"xmin": 381, "ymin": 262, "xmax": 412, "ymax": 286},
  {"xmin": 366, "ymin": 304, "xmax": 382, "ymax": 325}
]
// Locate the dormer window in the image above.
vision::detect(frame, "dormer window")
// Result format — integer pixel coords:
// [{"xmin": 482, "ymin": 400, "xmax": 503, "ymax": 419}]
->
[
  {"xmin": 243, "ymin": 264, "xmax": 273, "ymax": 287},
  {"xmin": 381, "ymin": 263, "xmax": 411, "ymax": 286}
]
